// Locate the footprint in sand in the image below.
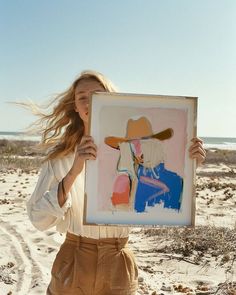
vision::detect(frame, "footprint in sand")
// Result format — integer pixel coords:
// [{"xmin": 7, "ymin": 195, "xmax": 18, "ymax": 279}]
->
[{"xmin": 0, "ymin": 220, "xmax": 44, "ymax": 294}]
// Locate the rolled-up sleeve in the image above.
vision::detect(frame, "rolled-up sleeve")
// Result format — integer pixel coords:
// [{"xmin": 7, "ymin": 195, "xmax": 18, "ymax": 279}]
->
[{"xmin": 27, "ymin": 160, "xmax": 72, "ymax": 231}]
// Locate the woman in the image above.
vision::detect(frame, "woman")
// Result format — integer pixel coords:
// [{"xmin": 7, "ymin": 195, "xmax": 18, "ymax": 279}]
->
[{"xmin": 27, "ymin": 70, "xmax": 206, "ymax": 295}]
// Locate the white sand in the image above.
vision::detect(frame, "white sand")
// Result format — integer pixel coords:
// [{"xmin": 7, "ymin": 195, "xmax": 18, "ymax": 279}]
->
[{"xmin": 0, "ymin": 162, "xmax": 235, "ymax": 295}]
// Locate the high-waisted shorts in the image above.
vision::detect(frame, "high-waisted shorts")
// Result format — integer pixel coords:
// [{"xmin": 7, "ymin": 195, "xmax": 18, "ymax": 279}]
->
[{"xmin": 46, "ymin": 232, "xmax": 138, "ymax": 295}]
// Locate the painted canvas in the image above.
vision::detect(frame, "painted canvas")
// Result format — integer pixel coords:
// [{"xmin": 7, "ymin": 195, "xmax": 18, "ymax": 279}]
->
[{"xmin": 84, "ymin": 92, "xmax": 197, "ymax": 226}]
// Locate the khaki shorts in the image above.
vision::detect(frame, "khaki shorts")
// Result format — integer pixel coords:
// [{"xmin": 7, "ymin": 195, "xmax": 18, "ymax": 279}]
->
[{"xmin": 47, "ymin": 232, "xmax": 138, "ymax": 295}]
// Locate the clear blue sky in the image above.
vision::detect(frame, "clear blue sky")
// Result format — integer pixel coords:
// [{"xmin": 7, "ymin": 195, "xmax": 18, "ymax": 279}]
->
[{"xmin": 0, "ymin": 0, "xmax": 235, "ymax": 137}]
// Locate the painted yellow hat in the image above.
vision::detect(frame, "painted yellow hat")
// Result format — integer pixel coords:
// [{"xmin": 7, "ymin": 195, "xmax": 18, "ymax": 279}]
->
[{"xmin": 104, "ymin": 117, "xmax": 173, "ymax": 149}]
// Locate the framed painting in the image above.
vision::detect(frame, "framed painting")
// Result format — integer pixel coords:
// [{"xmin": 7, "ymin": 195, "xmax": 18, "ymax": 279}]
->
[{"xmin": 84, "ymin": 92, "xmax": 197, "ymax": 226}]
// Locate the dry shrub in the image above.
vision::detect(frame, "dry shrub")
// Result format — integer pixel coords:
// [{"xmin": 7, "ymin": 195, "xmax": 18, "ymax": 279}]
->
[
  {"xmin": 205, "ymin": 149, "xmax": 236, "ymax": 165},
  {"xmin": 0, "ymin": 156, "xmax": 42, "ymax": 172},
  {"xmin": 215, "ymin": 281, "xmax": 236, "ymax": 295},
  {"xmin": 143, "ymin": 226, "xmax": 236, "ymax": 261},
  {"xmin": 0, "ymin": 139, "xmax": 39, "ymax": 156},
  {"xmin": 0, "ymin": 139, "xmax": 42, "ymax": 172}
]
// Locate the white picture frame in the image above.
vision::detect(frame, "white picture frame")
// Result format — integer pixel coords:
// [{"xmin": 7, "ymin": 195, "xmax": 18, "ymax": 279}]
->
[{"xmin": 84, "ymin": 92, "xmax": 197, "ymax": 226}]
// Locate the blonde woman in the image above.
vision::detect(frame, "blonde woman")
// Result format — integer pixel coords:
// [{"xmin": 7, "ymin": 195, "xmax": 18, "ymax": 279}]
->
[{"xmin": 27, "ymin": 70, "xmax": 206, "ymax": 295}]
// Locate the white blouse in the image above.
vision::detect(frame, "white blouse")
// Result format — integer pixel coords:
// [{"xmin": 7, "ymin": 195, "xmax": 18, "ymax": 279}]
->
[{"xmin": 27, "ymin": 152, "xmax": 130, "ymax": 238}]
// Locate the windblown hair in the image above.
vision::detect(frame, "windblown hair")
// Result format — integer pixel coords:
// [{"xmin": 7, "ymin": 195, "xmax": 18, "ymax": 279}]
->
[{"xmin": 29, "ymin": 70, "xmax": 117, "ymax": 161}]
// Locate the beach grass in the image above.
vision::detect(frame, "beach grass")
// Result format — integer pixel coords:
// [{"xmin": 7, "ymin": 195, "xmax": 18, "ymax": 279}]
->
[
  {"xmin": 0, "ymin": 139, "xmax": 42, "ymax": 172},
  {"xmin": 144, "ymin": 225, "xmax": 236, "ymax": 260},
  {"xmin": 206, "ymin": 149, "xmax": 236, "ymax": 165}
]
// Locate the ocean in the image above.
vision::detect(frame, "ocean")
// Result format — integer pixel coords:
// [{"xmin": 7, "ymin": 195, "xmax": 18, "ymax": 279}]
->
[
  {"xmin": 201, "ymin": 137, "xmax": 236, "ymax": 150},
  {"xmin": 0, "ymin": 131, "xmax": 40, "ymax": 142},
  {"xmin": 0, "ymin": 131, "xmax": 236, "ymax": 150}
]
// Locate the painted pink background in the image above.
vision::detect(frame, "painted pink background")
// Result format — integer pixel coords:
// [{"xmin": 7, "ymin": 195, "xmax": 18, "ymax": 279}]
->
[{"xmin": 97, "ymin": 107, "xmax": 188, "ymax": 210}]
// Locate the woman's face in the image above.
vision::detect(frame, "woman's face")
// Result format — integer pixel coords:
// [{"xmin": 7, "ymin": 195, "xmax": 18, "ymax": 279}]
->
[{"xmin": 74, "ymin": 78, "xmax": 105, "ymax": 125}]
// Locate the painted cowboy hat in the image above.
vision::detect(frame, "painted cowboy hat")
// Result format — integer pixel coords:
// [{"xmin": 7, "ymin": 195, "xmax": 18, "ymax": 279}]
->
[{"xmin": 104, "ymin": 117, "xmax": 173, "ymax": 149}]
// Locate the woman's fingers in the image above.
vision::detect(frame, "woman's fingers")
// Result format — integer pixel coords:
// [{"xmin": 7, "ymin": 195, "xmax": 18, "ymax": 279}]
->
[
  {"xmin": 189, "ymin": 138, "xmax": 204, "ymax": 152},
  {"xmin": 77, "ymin": 136, "xmax": 97, "ymax": 160},
  {"xmin": 79, "ymin": 141, "xmax": 97, "ymax": 151},
  {"xmin": 77, "ymin": 146, "xmax": 97, "ymax": 157},
  {"xmin": 189, "ymin": 143, "xmax": 205, "ymax": 154},
  {"xmin": 79, "ymin": 136, "xmax": 94, "ymax": 147},
  {"xmin": 191, "ymin": 137, "xmax": 203, "ymax": 144},
  {"xmin": 80, "ymin": 135, "xmax": 93, "ymax": 143},
  {"xmin": 190, "ymin": 149, "xmax": 206, "ymax": 163},
  {"xmin": 189, "ymin": 137, "xmax": 206, "ymax": 165}
]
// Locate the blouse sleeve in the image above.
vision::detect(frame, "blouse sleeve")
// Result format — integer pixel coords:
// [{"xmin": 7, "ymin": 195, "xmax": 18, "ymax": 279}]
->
[{"xmin": 27, "ymin": 160, "xmax": 72, "ymax": 231}]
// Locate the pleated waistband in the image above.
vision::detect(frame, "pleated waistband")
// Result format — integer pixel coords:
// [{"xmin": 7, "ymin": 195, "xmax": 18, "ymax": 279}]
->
[{"xmin": 66, "ymin": 232, "xmax": 129, "ymax": 249}]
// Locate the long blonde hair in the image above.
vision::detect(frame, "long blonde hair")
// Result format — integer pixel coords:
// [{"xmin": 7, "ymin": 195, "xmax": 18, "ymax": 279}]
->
[{"xmin": 31, "ymin": 70, "xmax": 117, "ymax": 160}]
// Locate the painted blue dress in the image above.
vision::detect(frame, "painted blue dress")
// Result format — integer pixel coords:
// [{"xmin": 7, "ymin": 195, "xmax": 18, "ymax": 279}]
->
[{"xmin": 134, "ymin": 163, "xmax": 183, "ymax": 213}]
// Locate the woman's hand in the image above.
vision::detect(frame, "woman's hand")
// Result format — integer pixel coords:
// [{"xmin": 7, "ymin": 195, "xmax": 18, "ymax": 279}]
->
[
  {"xmin": 189, "ymin": 137, "xmax": 206, "ymax": 166},
  {"xmin": 71, "ymin": 135, "xmax": 97, "ymax": 176},
  {"xmin": 58, "ymin": 136, "xmax": 97, "ymax": 207}
]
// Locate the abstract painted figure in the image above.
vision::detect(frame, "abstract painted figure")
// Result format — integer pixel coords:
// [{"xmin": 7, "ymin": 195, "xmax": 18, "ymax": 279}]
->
[{"xmin": 105, "ymin": 117, "xmax": 183, "ymax": 213}]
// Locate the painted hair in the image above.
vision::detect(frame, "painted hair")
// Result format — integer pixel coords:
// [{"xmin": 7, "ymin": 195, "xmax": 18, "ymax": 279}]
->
[{"xmin": 31, "ymin": 70, "xmax": 117, "ymax": 161}]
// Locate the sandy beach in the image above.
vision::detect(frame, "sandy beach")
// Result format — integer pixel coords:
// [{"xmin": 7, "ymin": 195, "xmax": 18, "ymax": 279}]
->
[{"xmin": 0, "ymin": 140, "xmax": 235, "ymax": 295}]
